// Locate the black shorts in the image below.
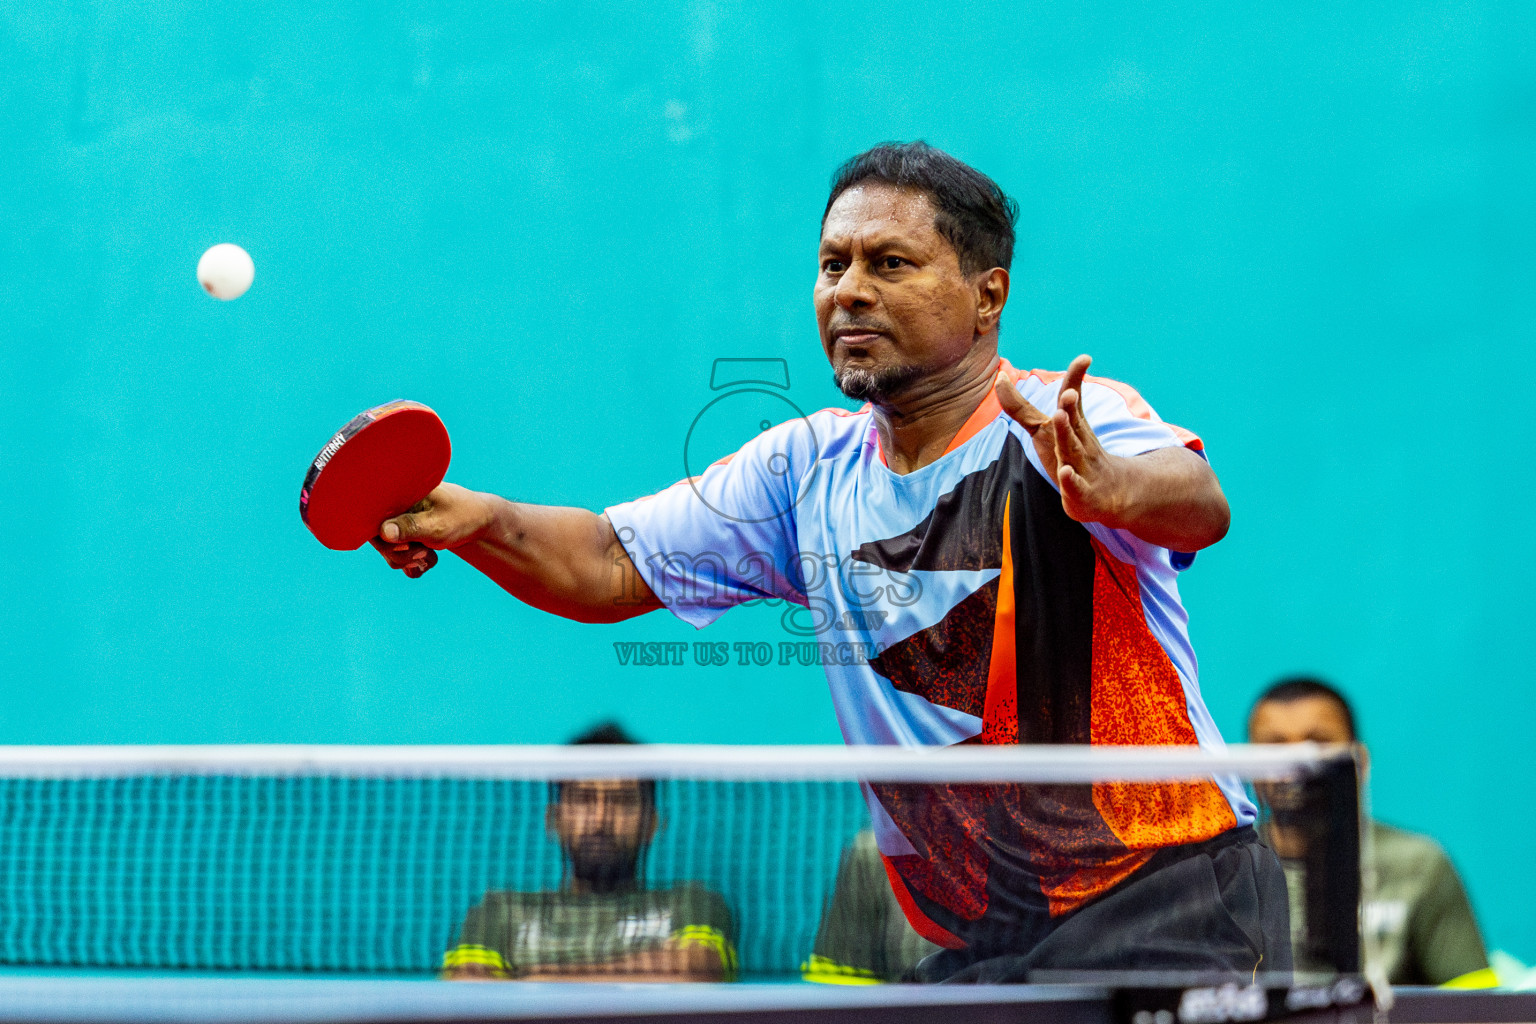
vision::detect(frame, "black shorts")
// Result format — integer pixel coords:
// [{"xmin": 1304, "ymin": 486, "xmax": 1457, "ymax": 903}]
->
[{"xmin": 915, "ymin": 826, "xmax": 1293, "ymax": 984}]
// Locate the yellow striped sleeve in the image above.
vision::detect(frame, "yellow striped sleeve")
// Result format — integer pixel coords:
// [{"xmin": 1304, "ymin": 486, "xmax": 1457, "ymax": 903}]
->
[
  {"xmin": 441, "ymin": 944, "xmax": 509, "ymax": 977},
  {"xmin": 1440, "ymin": 967, "xmax": 1499, "ymax": 990},
  {"xmin": 800, "ymin": 953, "xmax": 884, "ymax": 985},
  {"xmin": 672, "ymin": 925, "xmax": 739, "ymax": 981}
]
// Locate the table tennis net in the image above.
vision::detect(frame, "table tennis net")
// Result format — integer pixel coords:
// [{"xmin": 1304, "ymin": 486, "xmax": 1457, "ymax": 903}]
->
[{"xmin": 0, "ymin": 745, "xmax": 1361, "ymax": 981}]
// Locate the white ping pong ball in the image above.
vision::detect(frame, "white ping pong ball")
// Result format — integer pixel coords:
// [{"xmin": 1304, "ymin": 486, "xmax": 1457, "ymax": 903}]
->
[{"xmin": 196, "ymin": 243, "xmax": 255, "ymax": 301}]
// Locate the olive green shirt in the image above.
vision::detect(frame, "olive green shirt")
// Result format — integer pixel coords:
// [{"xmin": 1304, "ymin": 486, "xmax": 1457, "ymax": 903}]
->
[
  {"xmin": 804, "ymin": 830, "xmax": 940, "ymax": 984},
  {"xmin": 1285, "ymin": 821, "xmax": 1487, "ymax": 986},
  {"xmin": 443, "ymin": 884, "xmax": 736, "ymax": 979}
]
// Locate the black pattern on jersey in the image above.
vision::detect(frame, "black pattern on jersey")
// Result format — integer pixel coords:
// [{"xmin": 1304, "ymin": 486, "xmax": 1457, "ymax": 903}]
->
[
  {"xmin": 849, "ymin": 438, "xmax": 1022, "ymax": 574},
  {"xmin": 855, "ymin": 433, "xmax": 1096, "ymax": 740},
  {"xmin": 850, "ymin": 432, "xmax": 1119, "ymax": 953}
]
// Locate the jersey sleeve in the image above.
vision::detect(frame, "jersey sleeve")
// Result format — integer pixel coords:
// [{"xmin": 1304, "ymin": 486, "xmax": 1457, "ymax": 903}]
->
[
  {"xmin": 1014, "ymin": 370, "xmax": 1209, "ymax": 572},
  {"xmin": 1079, "ymin": 378, "xmax": 1204, "ymax": 460},
  {"xmin": 441, "ymin": 894, "xmax": 512, "ymax": 977},
  {"xmin": 604, "ymin": 419, "xmax": 816, "ymax": 628},
  {"xmin": 668, "ymin": 885, "xmax": 739, "ymax": 980}
]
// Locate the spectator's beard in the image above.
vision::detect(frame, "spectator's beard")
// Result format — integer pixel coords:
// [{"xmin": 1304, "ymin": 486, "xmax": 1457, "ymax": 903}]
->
[
  {"xmin": 567, "ymin": 834, "xmax": 642, "ymax": 892},
  {"xmin": 832, "ymin": 361, "xmax": 923, "ymax": 403}
]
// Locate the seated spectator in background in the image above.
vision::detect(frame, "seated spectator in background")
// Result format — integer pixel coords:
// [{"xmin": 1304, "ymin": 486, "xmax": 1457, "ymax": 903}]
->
[
  {"xmin": 442, "ymin": 722, "xmax": 736, "ymax": 981},
  {"xmin": 802, "ymin": 829, "xmax": 939, "ymax": 984},
  {"xmin": 1248, "ymin": 677, "xmax": 1491, "ymax": 987}
]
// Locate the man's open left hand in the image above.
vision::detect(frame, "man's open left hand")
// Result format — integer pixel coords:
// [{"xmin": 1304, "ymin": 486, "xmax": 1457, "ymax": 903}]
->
[{"xmin": 995, "ymin": 354, "xmax": 1130, "ymax": 530}]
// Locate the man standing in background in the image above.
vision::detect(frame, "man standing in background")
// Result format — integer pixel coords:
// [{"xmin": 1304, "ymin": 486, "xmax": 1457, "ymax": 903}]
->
[{"xmin": 1248, "ymin": 678, "xmax": 1490, "ymax": 987}]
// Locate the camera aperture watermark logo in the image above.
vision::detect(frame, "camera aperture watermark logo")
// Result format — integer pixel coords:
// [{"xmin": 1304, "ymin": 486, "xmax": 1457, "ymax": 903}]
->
[
  {"xmin": 611, "ymin": 357, "xmax": 923, "ymax": 664},
  {"xmin": 682, "ymin": 358, "xmax": 817, "ymax": 525}
]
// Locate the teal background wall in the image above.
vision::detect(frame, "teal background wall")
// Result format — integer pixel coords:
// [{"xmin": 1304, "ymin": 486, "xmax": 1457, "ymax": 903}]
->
[{"xmin": 2, "ymin": 3, "xmax": 1532, "ymax": 961}]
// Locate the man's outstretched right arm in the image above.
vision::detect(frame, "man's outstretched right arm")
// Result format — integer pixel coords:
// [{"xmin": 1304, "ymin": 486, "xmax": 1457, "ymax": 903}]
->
[{"xmin": 374, "ymin": 483, "xmax": 662, "ymax": 623}]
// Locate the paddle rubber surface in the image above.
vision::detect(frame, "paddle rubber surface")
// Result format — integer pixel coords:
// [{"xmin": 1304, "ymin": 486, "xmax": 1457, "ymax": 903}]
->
[{"xmin": 300, "ymin": 401, "xmax": 451, "ymax": 551}]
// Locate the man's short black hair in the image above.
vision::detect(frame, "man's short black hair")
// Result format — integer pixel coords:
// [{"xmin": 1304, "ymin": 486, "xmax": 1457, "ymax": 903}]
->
[
  {"xmin": 555, "ymin": 720, "xmax": 656, "ymax": 807},
  {"xmin": 824, "ymin": 141, "xmax": 1019, "ymax": 276},
  {"xmin": 1251, "ymin": 676, "xmax": 1358, "ymax": 742}
]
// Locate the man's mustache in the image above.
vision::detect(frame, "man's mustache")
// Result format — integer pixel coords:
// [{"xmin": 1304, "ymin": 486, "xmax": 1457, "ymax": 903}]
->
[{"xmin": 827, "ymin": 319, "xmax": 893, "ymax": 337}]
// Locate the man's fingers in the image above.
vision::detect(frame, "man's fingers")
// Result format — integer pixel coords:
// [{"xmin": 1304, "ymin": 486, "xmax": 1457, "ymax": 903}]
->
[
  {"xmin": 368, "ymin": 536, "xmax": 438, "ymax": 576},
  {"xmin": 370, "ymin": 536, "xmax": 408, "ymax": 566},
  {"xmin": 995, "ymin": 371, "xmax": 1048, "ymax": 434},
  {"xmin": 1058, "ymin": 354, "xmax": 1107, "ymax": 459},
  {"xmin": 381, "ymin": 505, "xmax": 436, "ymax": 545},
  {"xmin": 1058, "ymin": 352, "xmax": 1092, "ymax": 433},
  {"xmin": 1054, "ymin": 354, "xmax": 1093, "ymax": 446},
  {"xmin": 380, "ymin": 513, "xmax": 413, "ymax": 544},
  {"xmin": 1058, "ymin": 384, "xmax": 1099, "ymax": 452},
  {"xmin": 401, "ymin": 547, "xmax": 437, "ymax": 576},
  {"xmin": 1057, "ymin": 463, "xmax": 1091, "ymax": 520},
  {"xmin": 1062, "ymin": 353, "xmax": 1092, "ymax": 399},
  {"xmin": 368, "ymin": 536, "xmax": 400, "ymax": 563},
  {"xmin": 1053, "ymin": 407, "xmax": 1087, "ymax": 467},
  {"xmin": 403, "ymin": 551, "xmax": 438, "ymax": 579},
  {"xmin": 380, "ymin": 490, "xmax": 466, "ymax": 546}
]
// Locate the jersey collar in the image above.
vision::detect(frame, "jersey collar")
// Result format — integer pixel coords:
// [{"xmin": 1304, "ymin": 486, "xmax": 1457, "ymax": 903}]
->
[{"xmin": 871, "ymin": 356, "xmax": 1017, "ymax": 468}]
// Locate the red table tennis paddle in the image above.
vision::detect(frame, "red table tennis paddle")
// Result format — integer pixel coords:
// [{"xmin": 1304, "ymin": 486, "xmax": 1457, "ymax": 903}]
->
[{"xmin": 300, "ymin": 401, "xmax": 451, "ymax": 575}]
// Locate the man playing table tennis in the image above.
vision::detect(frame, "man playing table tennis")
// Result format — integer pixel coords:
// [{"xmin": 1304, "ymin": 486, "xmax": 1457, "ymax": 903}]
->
[{"xmin": 378, "ymin": 141, "xmax": 1289, "ymax": 982}]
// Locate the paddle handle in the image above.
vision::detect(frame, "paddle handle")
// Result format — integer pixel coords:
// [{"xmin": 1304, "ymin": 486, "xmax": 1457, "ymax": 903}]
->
[
  {"xmin": 368, "ymin": 537, "xmax": 439, "ymax": 577},
  {"xmin": 369, "ymin": 497, "xmax": 438, "ymax": 578}
]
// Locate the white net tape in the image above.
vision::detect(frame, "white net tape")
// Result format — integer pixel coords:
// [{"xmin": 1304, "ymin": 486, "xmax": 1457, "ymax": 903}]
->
[{"xmin": 0, "ymin": 743, "xmax": 1348, "ymax": 781}]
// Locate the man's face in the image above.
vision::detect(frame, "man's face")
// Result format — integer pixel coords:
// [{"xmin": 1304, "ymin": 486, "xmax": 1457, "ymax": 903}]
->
[
  {"xmin": 1247, "ymin": 697, "xmax": 1354, "ymax": 745},
  {"xmin": 815, "ymin": 183, "xmax": 996, "ymax": 403},
  {"xmin": 1248, "ymin": 697, "xmax": 1357, "ymax": 837},
  {"xmin": 548, "ymin": 778, "xmax": 655, "ymax": 889}
]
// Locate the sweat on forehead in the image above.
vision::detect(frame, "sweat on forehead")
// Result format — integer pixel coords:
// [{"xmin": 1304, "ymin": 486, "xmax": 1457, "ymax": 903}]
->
[
  {"xmin": 824, "ymin": 183, "xmax": 936, "ymax": 221},
  {"xmin": 821, "ymin": 185, "xmax": 949, "ymax": 244}
]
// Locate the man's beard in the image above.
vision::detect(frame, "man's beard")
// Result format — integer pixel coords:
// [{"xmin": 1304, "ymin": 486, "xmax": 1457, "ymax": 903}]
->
[
  {"xmin": 832, "ymin": 360, "xmax": 924, "ymax": 402},
  {"xmin": 567, "ymin": 835, "xmax": 642, "ymax": 892}
]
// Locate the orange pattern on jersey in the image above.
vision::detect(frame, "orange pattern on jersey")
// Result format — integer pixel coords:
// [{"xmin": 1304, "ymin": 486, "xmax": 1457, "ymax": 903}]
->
[
  {"xmin": 1037, "ymin": 848, "xmax": 1156, "ymax": 917},
  {"xmin": 1036, "ymin": 539, "xmax": 1236, "ymax": 914},
  {"xmin": 979, "ymin": 495, "xmax": 1017, "ymax": 744},
  {"xmin": 880, "ymin": 852, "xmax": 967, "ymax": 949}
]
